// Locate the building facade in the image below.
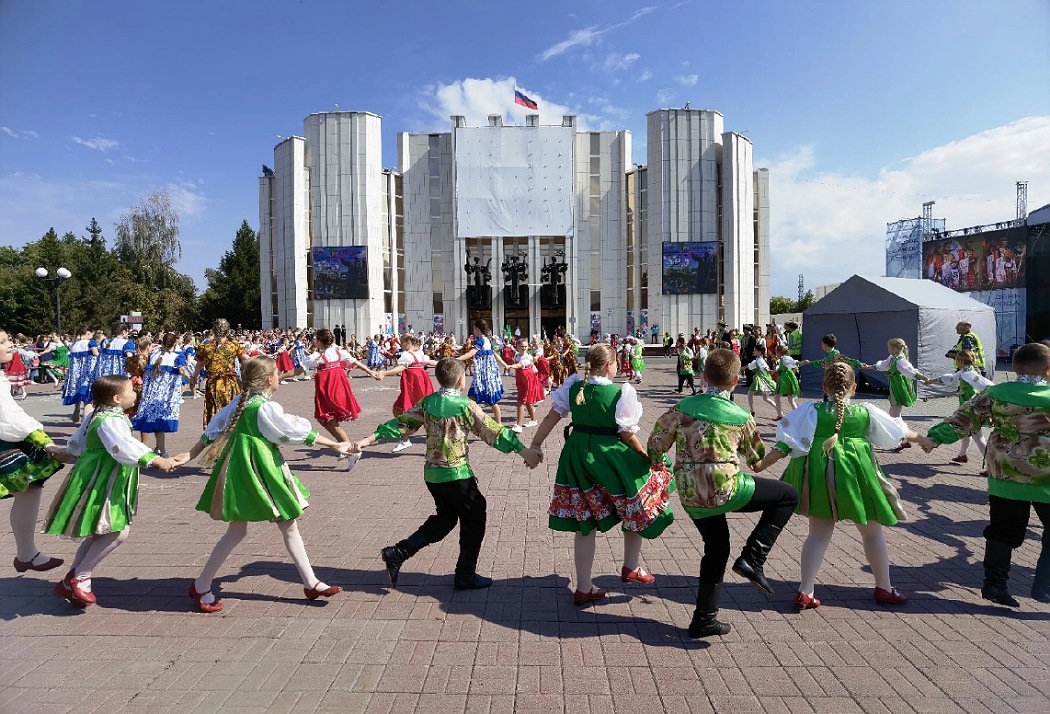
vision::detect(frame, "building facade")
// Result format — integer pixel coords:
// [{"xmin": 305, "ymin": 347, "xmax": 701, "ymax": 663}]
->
[{"xmin": 260, "ymin": 108, "xmax": 770, "ymax": 339}]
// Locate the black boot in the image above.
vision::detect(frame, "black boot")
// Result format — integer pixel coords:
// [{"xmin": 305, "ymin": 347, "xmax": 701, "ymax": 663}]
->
[
  {"xmin": 1032, "ymin": 532, "xmax": 1050, "ymax": 604},
  {"xmin": 453, "ymin": 573, "xmax": 493, "ymax": 590},
  {"xmin": 732, "ymin": 523, "xmax": 784, "ymax": 595},
  {"xmin": 380, "ymin": 531, "xmax": 429, "ymax": 587},
  {"xmin": 688, "ymin": 582, "xmax": 731, "ymax": 638},
  {"xmin": 981, "ymin": 539, "xmax": 1020, "ymax": 607}
]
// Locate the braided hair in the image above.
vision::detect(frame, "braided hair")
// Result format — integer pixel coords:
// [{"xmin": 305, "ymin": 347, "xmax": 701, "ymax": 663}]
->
[
  {"xmin": 151, "ymin": 332, "xmax": 179, "ymax": 376},
  {"xmin": 199, "ymin": 356, "xmax": 276, "ymax": 467},
  {"xmin": 821, "ymin": 362, "xmax": 855, "ymax": 456},
  {"xmin": 575, "ymin": 343, "xmax": 616, "ymax": 405}
]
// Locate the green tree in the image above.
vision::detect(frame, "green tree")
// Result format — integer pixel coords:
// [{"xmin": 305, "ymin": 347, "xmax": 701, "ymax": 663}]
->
[
  {"xmin": 114, "ymin": 191, "xmax": 182, "ymax": 290},
  {"xmin": 198, "ymin": 220, "xmax": 261, "ymax": 328},
  {"xmin": 769, "ymin": 295, "xmax": 796, "ymax": 315},
  {"xmin": 796, "ymin": 289, "xmax": 815, "ymax": 312}
]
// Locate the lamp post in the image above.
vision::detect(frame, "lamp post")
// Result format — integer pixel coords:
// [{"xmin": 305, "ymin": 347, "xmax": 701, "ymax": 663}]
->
[{"xmin": 35, "ymin": 267, "xmax": 72, "ymax": 334}]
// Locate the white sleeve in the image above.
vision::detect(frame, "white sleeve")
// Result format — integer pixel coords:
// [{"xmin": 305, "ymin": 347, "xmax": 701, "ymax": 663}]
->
[
  {"xmin": 204, "ymin": 395, "xmax": 242, "ymax": 442},
  {"xmin": 938, "ymin": 372, "xmax": 962, "ymax": 389},
  {"xmin": 747, "ymin": 359, "xmax": 761, "ymax": 370},
  {"xmin": 779, "ymin": 355, "xmax": 798, "ymax": 369},
  {"xmin": 396, "ymin": 352, "xmax": 414, "ymax": 366},
  {"xmin": 775, "ymin": 403, "xmax": 819, "ymax": 458},
  {"xmin": 874, "ymin": 357, "xmax": 891, "ymax": 372},
  {"xmin": 301, "ymin": 351, "xmax": 323, "ymax": 369},
  {"xmin": 257, "ymin": 400, "xmax": 316, "ymax": 445},
  {"xmin": 338, "ymin": 349, "xmax": 358, "ymax": 365},
  {"xmin": 962, "ymin": 372, "xmax": 993, "ymax": 391},
  {"xmin": 894, "ymin": 358, "xmax": 920, "ymax": 379},
  {"xmin": 863, "ymin": 403, "xmax": 910, "ymax": 448},
  {"xmin": 614, "ymin": 383, "xmax": 643, "ymax": 434},
  {"xmin": 0, "ymin": 379, "xmax": 45, "ymax": 442},
  {"xmin": 518, "ymin": 353, "xmax": 534, "ymax": 367},
  {"xmin": 98, "ymin": 418, "xmax": 157, "ymax": 467},
  {"xmin": 66, "ymin": 418, "xmax": 92, "ymax": 457},
  {"xmin": 550, "ymin": 373, "xmax": 582, "ymax": 417}
]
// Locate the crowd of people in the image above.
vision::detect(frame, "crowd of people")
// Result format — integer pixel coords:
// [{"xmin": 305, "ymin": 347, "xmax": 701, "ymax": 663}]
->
[{"xmin": 1, "ymin": 315, "xmax": 1047, "ymax": 640}]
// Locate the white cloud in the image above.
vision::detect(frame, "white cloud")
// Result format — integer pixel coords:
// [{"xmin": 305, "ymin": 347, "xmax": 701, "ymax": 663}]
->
[
  {"xmin": 418, "ymin": 77, "xmax": 595, "ymax": 131},
  {"xmin": 637, "ymin": 69, "xmax": 652, "ymax": 82},
  {"xmin": 656, "ymin": 88, "xmax": 675, "ymax": 104},
  {"xmin": 603, "ymin": 52, "xmax": 640, "ymax": 72},
  {"xmin": 762, "ymin": 116, "xmax": 1050, "ymax": 295},
  {"xmin": 675, "ymin": 73, "xmax": 698, "ymax": 86},
  {"xmin": 72, "ymin": 136, "xmax": 120, "ymax": 152},
  {"xmin": 2, "ymin": 127, "xmax": 39, "ymax": 139},
  {"xmin": 539, "ymin": 7, "xmax": 655, "ymax": 61},
  {"xmin": 165, "ymin": 181, "xmax": 208, "ymax": 219}
]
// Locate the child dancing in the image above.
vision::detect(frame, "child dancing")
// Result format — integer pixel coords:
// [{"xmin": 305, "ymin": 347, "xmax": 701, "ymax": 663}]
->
[
  {"xmin": 745, "ymin": 343, "xmax": 778, "ymax": 417},
  {"xmin": 45, "ymin": 376, "xmax": 179, "ymax": 607},
  {"xmin": 506, "ymin": 338, "xmax": 545, "ymax": 433},
  {"xmin": 917, "ymin": 343, "xmax": 1050, "ymax": 606},
  {"xmin": 176, "ymin": 357, "xmax": 352, "ymax": 613},
  {"xmin": 302, "ymin": 328, "xmax": 380, "ymax": 444},
  {"xmin": 354, "ymin": 358, "xmax": 540, "ymax": 590},
  {"xmin": 756, "ymin": 362, "xmax": 920, "ymax": 608},
  {"xmin": 932, "ymin": 350, "xmax": 992, "ymax": 464},
  {"xmin": 376, "ymin": 333, "xmax": 436, "ymax": 453},
  {"xmin": 773, "ymin": 344, "xmax": 801, "ymax": 420},
  {"xmin": 458, "ymin": 319, "xmax": 510, "ymax": 425}
]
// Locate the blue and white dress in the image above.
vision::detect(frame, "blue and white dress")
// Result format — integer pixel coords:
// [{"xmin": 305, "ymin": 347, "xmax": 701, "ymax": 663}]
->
[
  {"xmin": 96, "ymin": 336, "xmax": 133, "ymax": 378},
  {"xmin": 62, "ymin": 339, "xmax": 99, "ymax": 406},
  {"xmin": 468, "ymin": 335, "xmax": 504, "ymax": 406},
  {"xmin": 131, "ymin": 351, "xmax": 188, "ymax": 433},
  {"xmin": 180, "ymin": 345, "xmax": 197, "ymax": 386},
  {"xmin": 291, "ymin": 340, "xmax": 307, "ymax": 371},
  {"xmin": 367, "ymin": 340, "xmax": 384, "ymax": 370}
]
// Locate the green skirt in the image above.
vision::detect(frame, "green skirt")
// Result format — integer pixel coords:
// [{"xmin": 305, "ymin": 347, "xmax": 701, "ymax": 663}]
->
[
  {"xmin": 776, "ymin": 368, "xmax": 800, "ymax": 396},
  {"xmin": 749, "ymin": 370, "xmax": 776, "ymax": 394},
  {"xmin": 888, "ymin": 373, "xmax": 917, "ymax": 408},
  {"xmin": 45, "ymin": 452, "xmax": 137, "ymax": 536},
  {"xmin": 0, "ymin": 435, "xmax": 62, "ymax": 500},
  {"xmin": 196, "ymin": 433, "xmax": 311, "ymax": 522},
  {"xmin": 549, "ymin": 432, "xmax": 674, "ymax": 538}
]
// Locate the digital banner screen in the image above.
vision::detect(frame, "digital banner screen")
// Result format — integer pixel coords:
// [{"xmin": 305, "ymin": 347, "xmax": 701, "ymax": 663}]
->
[
  {"xmin": 661, "ymin": 241, "xmax": 717, "ymax": 295},
  {"xmin": 312, "ymin": 246, "xmax": 368, "ymax": 300},
  {"xmin": 922, "ymin": 227, "xmax": 1027, "ymax": 292}
]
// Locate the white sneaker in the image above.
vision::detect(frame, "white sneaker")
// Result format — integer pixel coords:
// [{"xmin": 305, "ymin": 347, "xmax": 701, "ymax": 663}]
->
[
  {"xmin": 280, "ymin": 380, "xmax": 290, "ymax": 385},
  {"xmin": 524, "ymin": 420, "xmax": 538, "ymax": 428},
  {"xmin": 510, "ymin": 425, "xmax": 523, "ymax": 433},
  {"xmin": 345, "ymin": 453, "xmax": 362, "ymax": 470},
  {"xmin": 392, "ymin": 440, "xmax": 412, "ymax": 453}
]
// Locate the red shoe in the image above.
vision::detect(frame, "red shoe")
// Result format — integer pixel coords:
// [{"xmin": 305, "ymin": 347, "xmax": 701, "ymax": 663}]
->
[
  {"xmin": 304, "ymin": 583, "xmax": 343, "ymax": 600},
  {"xmin": 54, "ymin": 570, "xmax": 95, "ymax": 606},
  {"xmin": 189, "ymin": 582, "xmax": 224, "ymax": 613},
  {"xmin": 13, "ymin": 553, "xmax": 65, "ymax": 573},
  {"xmin": 951, "ymin": 455, "xmax": 968, "ymax": 464},
  {"xmin": 573, "ymin": 587, "xmax": 607, "ymax": 605},
  {"xmin": 621, "ymin": 566, "xmax": 656, "ymax": 585},
  {"xmin": 874, "ymin": 586, "xmax": 909, "ymax": 605},
  {"xmin": 795, "ymin": 591, "xmax": 821, "ymax": 609}
]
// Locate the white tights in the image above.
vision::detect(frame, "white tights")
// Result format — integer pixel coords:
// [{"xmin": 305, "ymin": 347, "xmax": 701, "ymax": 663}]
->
[
  {"xmin": 799, "ymin": 517, "xmax": 892, "ymax": 596},
  {"xmin": 10, "ymin": 487, "xmax": 49, "ymax": 562},
  {"xmin": 959, "ymin": 431, "xmax": 987, "ymax": 457},
  {"xmin": 573, "ymin": 531, "xmax": 644, "ymax": 593},
  {"xmin": 72, "ymin": 528, "xmax": 132, "ymax": 587},
  {"xmin": 194, "ymin": 520, "xmax": 324, "ymax": 602}
]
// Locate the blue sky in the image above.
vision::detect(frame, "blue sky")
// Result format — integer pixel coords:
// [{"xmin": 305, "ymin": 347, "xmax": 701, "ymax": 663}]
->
[{"xmin": 2, "ymin": 0, "xmax": 1048, "ymax": 297}]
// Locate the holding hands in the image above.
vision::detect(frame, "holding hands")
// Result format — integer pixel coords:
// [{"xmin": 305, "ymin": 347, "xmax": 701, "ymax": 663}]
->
[
  {"xmin": 521, "ymin": 447, "xmax": 543, "ymax": 469},
  {"xmin": 913, "ymin": 434, "xmax": 937, "ymax": 453}
]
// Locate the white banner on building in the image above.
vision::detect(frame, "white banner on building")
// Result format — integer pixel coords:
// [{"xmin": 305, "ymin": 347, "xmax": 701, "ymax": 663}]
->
[{"xmin": 454, "ymin": 126, "xmax": 575, "ymax": 237}]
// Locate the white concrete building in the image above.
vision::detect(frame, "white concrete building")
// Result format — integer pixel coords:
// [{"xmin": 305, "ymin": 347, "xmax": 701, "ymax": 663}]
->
[{"xmin": 260, "ymin": 108, "xmax": 769, "ymax": 339}]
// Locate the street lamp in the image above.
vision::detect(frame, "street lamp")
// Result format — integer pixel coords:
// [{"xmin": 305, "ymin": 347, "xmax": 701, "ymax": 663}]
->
[{"xmin": 35, "ymin": 267, "xmax": 72, "ymax": 334}]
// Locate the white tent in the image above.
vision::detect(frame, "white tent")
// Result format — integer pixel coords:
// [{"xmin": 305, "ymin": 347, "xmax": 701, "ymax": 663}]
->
[{"xmin": 799, "ymin": 275, "xmax": 997, "ymax": 397}]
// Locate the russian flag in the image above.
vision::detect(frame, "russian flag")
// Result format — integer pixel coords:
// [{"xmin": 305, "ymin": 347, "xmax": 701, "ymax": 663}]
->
[{"xmin": 514, "ymin": 89, "xmax": 538, "ymax": 110}]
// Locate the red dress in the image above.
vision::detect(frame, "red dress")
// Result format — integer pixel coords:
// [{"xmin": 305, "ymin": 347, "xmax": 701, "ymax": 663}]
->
[
  {"xmin": 5, "ymin": 351, "xmax": 30, "ymax": 388},
  {"xmin": 514, "ymin": 355, "xmax": 546, "ymax": 406},
  {"xmin": 535, "ymin": 354, "xmax": 551, "ymax": 386},
  {"xmin": 392, "ymin": 351, "xmax": 435, "ymax": 414},
  {"xmin": 313, "ymin": 352, "xmax": 361, "ymax": 423},
  {"xmin": 275, "ymin": 349, "xmax": 294, "ymax": 373}
]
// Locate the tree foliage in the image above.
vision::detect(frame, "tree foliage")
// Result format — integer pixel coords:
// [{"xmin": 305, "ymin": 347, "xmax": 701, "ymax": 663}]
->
[
  {"xmin": 769, "ymin": 290, "xmax": 816, "ymax": 315},
  {"xmin": 114, "ymin": 191, "xmax": 182, "ymax": 290},
  {"xmin": 198, "ymin": 220, "xmax": 261, "ymax": 327}
]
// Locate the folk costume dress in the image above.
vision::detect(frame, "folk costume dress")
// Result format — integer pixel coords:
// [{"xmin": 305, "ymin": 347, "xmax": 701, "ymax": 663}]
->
[
  {"xmin": 45, "ymin": 407, "xmax": 157, "ymax": 537},
  {"xmin": 96, "ymin": 337, "xmax": 133, "ymax": 378},
  {"xmin": 776, "ymin": 355, "xmax": 801, "ymax": 397},
  {"xmin": 392, "ymin": 349, "xmax": 435, "ymax": 413},
  {"xmin": 196, "ymin": 338, "xmax": 245, "ymax": 428},
  {"xmin": 746, "ymin": 356, "xmax": 777, "ymax": 394},
  {"xmin": 774, "ymin": 401, "xmax": 909, "ymax": 525},
  {"xmin": 195, "ymin": 394, "xmax": 314, "ymax": 522},
  {"xmin": 275, "ymin": 346, "xmax": 295, "ymax": 374},
  {"xmin": 513, "ymin": 352, "xmax": 545, "ymax": 406},
  {"xmin": 132, "ymin": 351, "xmax": 189, "ymax": 434},
  {"xmin": 873, "ymin": 354, "xmax": 922, "ymax": 408},
  {"xmin": 0, "ymin": 371, "xmax": 63, "ymax": 500},
  {"xmin": 366, "ymin": 340, "xmax": 385, "ymax": 370},
  {"xmin": 5, "ymin": 351, "xmax": 31, "ymax": 391},
  {"xmin": 938, "ymin": 367, "xmax": 993, "ymax": 406},
  {"xmin": 467, "ymin": 335, "xmax": 504, "ymax": 406},
  {"xmin": 62, "ymin": 338, "xmax": 99, "ymax": 406},
  {"xmin": 631, "ymin": 342, "xmax": 647, "ymax": 374},
  {"xmin": 547, "ymin": 374, "xmax": 674, "ymax": 537},
  {"xmin": 304, "ymin": 347, "xmax": 363, "ymax": 423}
]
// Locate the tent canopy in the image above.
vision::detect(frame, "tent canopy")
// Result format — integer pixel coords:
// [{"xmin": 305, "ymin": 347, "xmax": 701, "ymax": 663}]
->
[{"xmin": 799, "ymin": 275, "xmax": 997, "ymax": 395}]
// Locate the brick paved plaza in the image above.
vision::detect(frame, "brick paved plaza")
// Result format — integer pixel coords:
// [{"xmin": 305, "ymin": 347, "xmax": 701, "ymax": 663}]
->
[{"xmin": 2, "ymin": 360, "xmax": 1048, "ymax": 713}]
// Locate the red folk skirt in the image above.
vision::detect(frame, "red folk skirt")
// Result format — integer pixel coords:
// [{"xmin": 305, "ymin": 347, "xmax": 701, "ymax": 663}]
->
[
  {"xmin": 515, "ymin": 367, "xmax": 545, "ymax": 406},
  {"xmin": 276, "ymin": 351, "xmax": 294, "ymax": 373},
  {"xmin": 392, "ymin": 366, "xmax": 435, "ymax": 414},
  {"xmin": 314, "ymin": 366, "xmax": 360, "ymax": 423}
]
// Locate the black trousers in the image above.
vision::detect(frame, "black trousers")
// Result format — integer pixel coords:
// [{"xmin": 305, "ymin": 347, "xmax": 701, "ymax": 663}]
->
[
  {"xmin": 677, "ymin": 373, "xmax": 695, "ymax": 392},
  {"xmin": 985, "ymin": 494, "xmax": 1050, "ymax": 548},
  {"xmin": 418, "ymin": 477, "xmax": 488, "ymax": 575},
  {"xmin": 692, "ymin": 477, "xmax": 798, "ymax": 584}
]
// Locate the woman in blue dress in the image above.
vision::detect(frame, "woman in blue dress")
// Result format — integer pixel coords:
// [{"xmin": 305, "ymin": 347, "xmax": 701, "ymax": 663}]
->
[
  {"xmin": 458, "ymin": 319, "xmax": 510, "ymax": 426},
  {"xmin": 132, "ymin": 333, "xmax": 191, "ymax": 457},
  {"xmin": 63, "ymin": 326, "xmax": 101, "ymax": 424}
]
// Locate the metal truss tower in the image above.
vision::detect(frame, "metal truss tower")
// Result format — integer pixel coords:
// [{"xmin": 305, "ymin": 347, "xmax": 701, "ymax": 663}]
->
[{"xmin": 1017, "ymin": 181, "xmax": 1028, "ymax": 222}]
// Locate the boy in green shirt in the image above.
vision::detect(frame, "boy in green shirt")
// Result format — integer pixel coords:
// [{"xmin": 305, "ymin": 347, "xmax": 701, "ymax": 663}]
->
[{"xmin": 353, "ymin": 358, "xmax": 541, "ymax": 590}]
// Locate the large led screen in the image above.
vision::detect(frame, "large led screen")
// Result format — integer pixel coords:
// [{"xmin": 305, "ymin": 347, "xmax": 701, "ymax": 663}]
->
[
  {"xmin": 312, "ymin": 246, "xmax": 368, "ymax": 300},
  {"xmin": 922, "ymin": 227, "xmax": 1027, "ymax": 292},
  {"xmin": 662, "ymin": 241, "xmax": 718, "ymax": 295}
]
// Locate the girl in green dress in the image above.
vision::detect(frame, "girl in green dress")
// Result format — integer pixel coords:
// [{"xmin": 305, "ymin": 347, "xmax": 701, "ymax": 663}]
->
[
  {"xmin": 176, "ymin": 357, "xmax": 353, "ymax": 613},
  {"xmin": 756, "ymin": 362, "xmax": 921, "ymax": 609},
  {"xmin": 529, "ymin": 344, "xmax": 674, "ymax": 605},
  {"xmin": 773, "ymin": 344, "xmax": 801, "ymax": 420},
  {"xmin": 45, "ymin": 375, "xmax": 179, "ymax": 607},
  {"xmin": 745, "ymin": 343, "xmax": 778, "ymax": 417}
]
